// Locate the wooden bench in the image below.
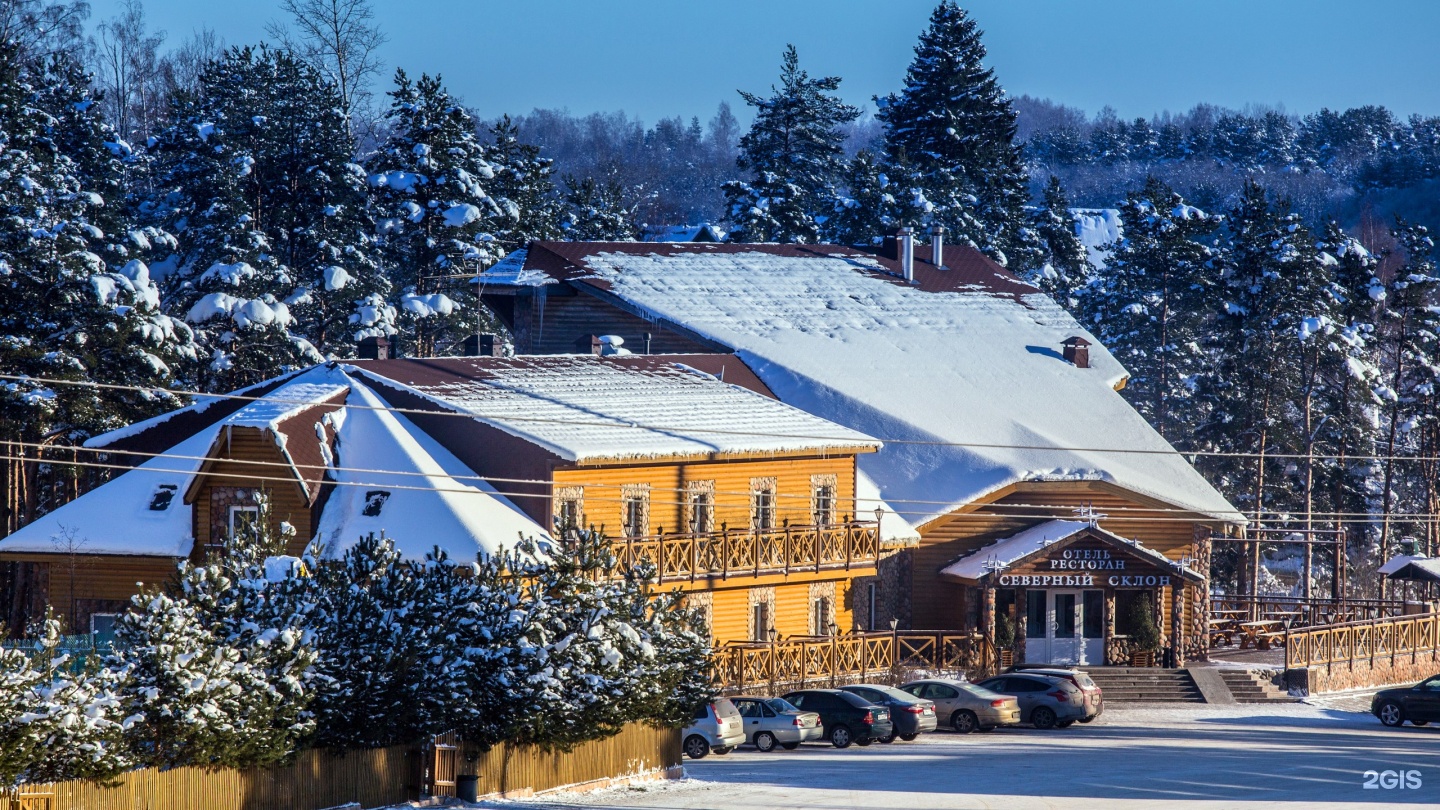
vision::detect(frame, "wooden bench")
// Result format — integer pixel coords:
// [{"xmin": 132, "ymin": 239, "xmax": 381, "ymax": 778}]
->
[
  {"xmin": 1238, "ymin": 619, "xmax": 1281, "ymax": 650},
  {"xmin": 1256, "ymin": 630, "xmax": 1287, "ymax": 650},
  {"xmin": 1207, "ymin": 618, "xmax": 1236, "ymax": 647}
]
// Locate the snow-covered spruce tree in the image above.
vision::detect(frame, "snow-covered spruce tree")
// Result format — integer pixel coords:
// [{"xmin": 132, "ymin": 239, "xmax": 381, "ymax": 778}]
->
[
  {"xmin": 112, "ymin": 492, "xmax": 318, "ymax": 768},
  {"xmin": 1191, "ymin": 181, "xmax": 1341, "ymax": 528},
  {"xmin": 820, "ymin": 149, "xmax": 929, "ymax": 246},
  {"xmin": 485, "ymin": 115, "xmax": 563, "ymax": 245},
  {"xmin": 562, "ymin": 176, "xmax": 638, "ymax": 241},
  {"xmin": 489, "ymin": 531, "xmax": 710, "ymax": 751},
  {"xmin": 145, "ymin": 45, "xmax": 382, "ymax": 387},
  {"xmin": 366, "ymin": 71, "xmax": 504, "ymax": 357},
  {"xmin": 1028, "ymin": 177, "xmax": 1091, "ymax": 305},
  {"xmin": 0, "ymin": 612, "xmax": 133, "ymax": 787},
  {"xmin": 724, "ymin": 45, "xmax": 859, "ymax": 244},
  {"xmin": 876, "ymin": 2, "xmax": 1040, "ymax": 270},
  {"xmin": 0, "ymin": 42, "xmax": 197, "ymax": 532},
  {"xmin": 1074, "ymin": 178, "xmax": 1216, "ymax": 442}
]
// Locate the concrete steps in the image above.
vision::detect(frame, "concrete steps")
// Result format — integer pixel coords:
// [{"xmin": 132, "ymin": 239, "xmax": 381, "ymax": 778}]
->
[
  {"xmin": 1217, "ymin": 669, "xmax": 1298, "ymax": 703},
  {"xmin": 1085, "ymin": 667, "xmax": 1206, "ymax": 703}
]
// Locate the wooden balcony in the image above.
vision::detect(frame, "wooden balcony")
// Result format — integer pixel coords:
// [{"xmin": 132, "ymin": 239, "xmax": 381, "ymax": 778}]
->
[
  {"xmin": 713, "ymin": 631, "xmax": 996, "ymax": 691},
  {"xmin": 609, "ymin": 521, "xmax": 879, "ymax": 583}
]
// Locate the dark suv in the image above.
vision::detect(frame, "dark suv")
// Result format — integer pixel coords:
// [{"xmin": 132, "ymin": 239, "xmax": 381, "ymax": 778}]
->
[{"xmin": 781, "ymin": 689, "xmax": 894, "ymax": 748}]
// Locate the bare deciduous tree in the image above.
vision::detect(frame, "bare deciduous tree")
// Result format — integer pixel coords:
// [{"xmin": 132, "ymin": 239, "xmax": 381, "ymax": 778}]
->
[
  {"xmin": 159, "ymin": 26, "xmax": 224, "ymax": 96},
  {"xmin": 0, "ymin": 0, "xmax": 88, "ymax": 61},
  {"xmin": 265, "ymin": 0, "xmax": 387, "ymax": 136},
  {"xmin": 89, "ymin": 0, "xmax": 166, "ymax": 144}
]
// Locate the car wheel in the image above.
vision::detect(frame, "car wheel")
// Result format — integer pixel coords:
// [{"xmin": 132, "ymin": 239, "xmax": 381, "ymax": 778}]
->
[
  {"xmin": 1056, "ymin": 719, "xmax": 1075, "ymax": 729},
  {"xmin": 878, "ymin": 733, "xmax": 896, "ymax": 744},
  {"xmin": 684, "ymin": 735, "xmax": 710, "ymax": 759},
  {"xmin": 780, "ymin": 742, "xmax": 800, "ymax": 750},
  {"xmin": 754, "ymin": 731, "xmax": 777, "ymax": 752},
  {"xmin": 1377, "ymin": 701, "xmax": 1406, "ymax": 728},
  {"xmin": 830, "ymin": 725, "xmax": 853, "ymax": 748},
  {"xmin": 951, "ymin": 710, "xmax": 978, "ymax": 734},
  {"xmin": 1032, "ymin": 707, "xmax": 1058, "ymax": 730},
  {"xmin": 900, "ymin": 733, "xmax": 918, "ymax": 741},
  {"xmin": 714, "ymin": 746, "xmax": 734, "ymax": 755}
]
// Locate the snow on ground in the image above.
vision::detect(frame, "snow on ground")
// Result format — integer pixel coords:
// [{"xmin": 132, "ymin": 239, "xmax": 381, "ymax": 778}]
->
[{"xmin": 476, "ymin": 703, "xmax": 1434, "ymax": 810}]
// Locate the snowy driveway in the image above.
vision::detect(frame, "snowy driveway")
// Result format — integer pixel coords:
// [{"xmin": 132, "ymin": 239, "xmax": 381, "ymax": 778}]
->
[{"xmin": 487, "ymin": 703, "xmax": 1440, "ymax": 809}]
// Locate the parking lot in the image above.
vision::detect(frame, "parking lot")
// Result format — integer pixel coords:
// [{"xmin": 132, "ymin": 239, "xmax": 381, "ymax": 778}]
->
[{"xmin": 489, "ymin": 702, "xmax": 1440, "ymax": 809}]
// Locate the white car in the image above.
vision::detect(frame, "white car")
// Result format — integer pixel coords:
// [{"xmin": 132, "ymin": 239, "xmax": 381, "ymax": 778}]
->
[{"xmin": 683, "ymin": 698, "xmax": 745, "ymax": 759}]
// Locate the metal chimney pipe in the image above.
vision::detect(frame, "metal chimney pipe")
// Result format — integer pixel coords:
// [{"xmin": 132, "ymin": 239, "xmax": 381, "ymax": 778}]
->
[
  {"xmin": 899, "ymin": 227, "xmax": 915, "ymax": 282},
  {"xmin": 930, "ymin": 224, "xmax": 945, "ymax": 269}
]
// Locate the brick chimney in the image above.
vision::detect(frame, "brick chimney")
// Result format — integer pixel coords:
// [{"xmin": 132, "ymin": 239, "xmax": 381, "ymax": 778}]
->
[
  {"xmin": 357, "ymin": 336, "xmax": 390, "ymax": 360},
  {"xmin": 1062, "ymin": 336, "xmax": 1091, "ymax": 369}
]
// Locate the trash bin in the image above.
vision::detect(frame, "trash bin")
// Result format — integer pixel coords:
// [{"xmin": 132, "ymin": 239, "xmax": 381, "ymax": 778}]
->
[{"xmin": 456, "ymin": 774, "xmax": 479, "ymax": 802}]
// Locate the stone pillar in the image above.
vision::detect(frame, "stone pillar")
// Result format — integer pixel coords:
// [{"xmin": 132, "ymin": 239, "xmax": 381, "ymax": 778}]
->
[{"xmin": 1170, "ymin": 582, "xmax": 1183, "ymax": 667}]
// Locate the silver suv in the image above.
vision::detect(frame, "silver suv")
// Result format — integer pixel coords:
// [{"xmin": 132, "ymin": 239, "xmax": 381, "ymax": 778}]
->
[
  {"xmin": 974, "ymin": 674, "xmax": 1088, "ymax": 729},
  {"xmin": 682, "ymin": 698, "xmax": 745, "ymax": 758}
]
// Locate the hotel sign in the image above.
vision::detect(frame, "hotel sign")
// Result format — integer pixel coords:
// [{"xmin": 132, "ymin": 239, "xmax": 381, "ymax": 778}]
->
[{"xmin": 992, "ymin": 541, "xmax": 1174, "ymax": 588}]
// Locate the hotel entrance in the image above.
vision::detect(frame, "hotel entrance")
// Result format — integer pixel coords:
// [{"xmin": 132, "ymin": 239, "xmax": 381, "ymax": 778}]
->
[{"xmin": 1024, "ymin": 589, "xmax": 1105, "ymax": 665}]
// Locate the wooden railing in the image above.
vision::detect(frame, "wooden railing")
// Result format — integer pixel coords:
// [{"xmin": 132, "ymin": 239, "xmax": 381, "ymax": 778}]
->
[
  {"xmin": 714, "ymin": 630, "xmax": 995, "ymax": 691},
  {"xmin": 1286, "ymin": 613, "xmax": 1440, "ymax": 670},
  {"xmin": 1212, "ymin": 595, "xmax": 1407, "ymax": 629},
  {"xmin": 611, "ymin": 521, "xmax": 879, "ymax": 583}
]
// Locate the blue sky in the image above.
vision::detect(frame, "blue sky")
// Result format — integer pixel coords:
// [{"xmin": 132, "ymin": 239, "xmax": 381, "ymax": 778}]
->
[{"xmin": 92, "ymin": 0, "xmax": 1440, "ymax": 125}]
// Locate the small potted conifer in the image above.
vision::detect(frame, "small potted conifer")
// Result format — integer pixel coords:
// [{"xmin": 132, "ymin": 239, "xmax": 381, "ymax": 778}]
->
[
  {"xmin": 994, "ymin": 613, "xmax": 1015, "ymax": 668},
  {"xmin": 1127, "ymin": 598, "xmax": 1163, "ymax": 667}
]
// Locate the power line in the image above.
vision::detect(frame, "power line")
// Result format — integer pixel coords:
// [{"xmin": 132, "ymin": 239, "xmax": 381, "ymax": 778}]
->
[{"xmin": 10, "ymin": 370, "xmax": 1440, "ymax": 464}]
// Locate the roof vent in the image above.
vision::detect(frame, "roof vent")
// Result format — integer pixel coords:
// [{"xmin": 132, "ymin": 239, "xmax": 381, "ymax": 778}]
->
[
  {"xmin": 358, "ymin": 335, "xmax": 390, "ymax": 360},
  {"xmin": 596, "ymin": 335, "xmax": 632, "ymax": 356},
  {"xmin": 898, "ymin": 227, "xmax": 915, "ymax": 283},
  {"xmin": 930, "ymin": 224, "xmax": 945, "ymax": 269},
  {"xmin": 1062, "ymin": 336, "xmax": 1092, "ymax": 369}
]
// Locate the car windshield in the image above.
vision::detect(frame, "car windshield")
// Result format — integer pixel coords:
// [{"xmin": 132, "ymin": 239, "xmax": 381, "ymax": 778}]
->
[
  {"xmin": 765, "ymin": 698, "xmax": 799, "ymax": 713},
  {"xmin": 871, "ymin": 685, "xmax": 918, "ymax": 702}
]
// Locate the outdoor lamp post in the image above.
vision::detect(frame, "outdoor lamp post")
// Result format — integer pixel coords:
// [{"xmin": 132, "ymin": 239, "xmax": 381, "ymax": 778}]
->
[{"xmin": 874, "ymin": 505, "xmax": 885, "ymax": 535}]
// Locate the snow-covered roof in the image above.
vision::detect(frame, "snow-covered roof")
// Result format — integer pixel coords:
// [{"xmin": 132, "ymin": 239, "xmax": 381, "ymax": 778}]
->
[
  {"xmin": 346, "ymin": 356, "xmax": 881, "ymax": 464},
  {"xmin": 313, "ymin": 380, "xmax": 548, "ymax": 562},
  {"xmin": 940, "ymin": 520, "xmax": 1202, "ymax": 583},
  {"xmin": 483, "ymin": 242, "xmax": 1241, "ymax": 528},
  {"xmin": 0, "ymin": 367, "xmax": 549, "ymax": 560},
  {"xmin": 1381, "ymin": 555, "xmax": 1440, "ymax": 581},
  {"xmin": 642, "ymin": 223, "xmax": 726, "ymax": 243}
]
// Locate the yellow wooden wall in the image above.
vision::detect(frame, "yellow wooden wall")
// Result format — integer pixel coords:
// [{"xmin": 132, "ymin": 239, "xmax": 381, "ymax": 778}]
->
[
  {"xmin": 910, "ymin": 481, "xmax": 1214, "ymax": 630},
  {"xmin": 697, "ymin": 577, "xmax": 857, "ymax": 645},
  {"xmin": 3, "ymin": 553, "xmax": 178, "ymax": 633},
  {"xmin": 551, "ymin": 455, "xmax": 857, "ymax": 537},
  {"xmin": 188, "ymin": 427, "xmax": 315, "ymax": 558}
]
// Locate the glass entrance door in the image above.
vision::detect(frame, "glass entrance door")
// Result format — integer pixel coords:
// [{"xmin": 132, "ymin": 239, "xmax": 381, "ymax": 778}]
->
[{"xmin": 1049, "ymin": 591, "xmax": 1082, "ymax": 664}]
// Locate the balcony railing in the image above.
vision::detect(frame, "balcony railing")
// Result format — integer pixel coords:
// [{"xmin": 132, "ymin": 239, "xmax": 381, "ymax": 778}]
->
[
  {"xmin": 713, "ymin": 630, "xmax": 996, "ymax": 691},
  {"xmin": 1286, "ymin": 612, "xmax": 1440, "ymax": 670},
  {"xmin": 610, "ymin": 521, "xmax": 879, "ymax": 583},
  {"xmin": 1210, "ymin": 595, "xmax": 1408, "ymax": 630}
]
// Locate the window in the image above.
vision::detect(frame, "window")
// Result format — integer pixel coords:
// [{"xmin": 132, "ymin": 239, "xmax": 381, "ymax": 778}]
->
[
  {"xmin": 1115, "ymin": 591, "xmax": 1152, "ymax": 636},
  {"xmin": 1083, "ymin": 590, "xmax": 1105, "ymax": 639},
  {"xmin": 752, "ymin": 600, "xmax": 770, "ymax": 641},
  {"xmin": 930, "ymin": 684, "xmax": 959, "ymax": 700},
  {"xmin": 811, "ymin": 474, "xmax": 838, "ymax": 526},
  {"xmin": 554, "ymin": 486, "xmax": 584, "ymax": 534},
  {"xmin": 866, "ymin": 582, "xmax": 878, "ymax": 631},
  {"xmin": 148, "ymin": 484, "xmax": 177, "ymax": 511},
  {"xmin": 90, "ymin": 613, "xmax": 118, "ymax": 643},
  {"xmin": 1025, "ymin": 591, "xmax": 1046, "ymax": 639},
  {"xmin": 1010, "ymin": 678, "xmax": 1047, "ymax": 692},
  {"xmin": 750, "ymin": 478, "xmax": 777, "ymax": 531},
  {"xmin": 812, "ymin": 596, "xmax": 832, "ymax": 635},
  {"xmin": 620, "ymin": 485, "xmax": 649, "ymax": 538},
  {"xmin": 229, "ymin": 505, "xmax": 260, "ymax": 538},
  {"xmin": 685, "ymin": 481, "xmax": 714, "ymax": 534},
  {"xmin": 736, "ymin": 700, "xmax": 763, "ymax": 718}
]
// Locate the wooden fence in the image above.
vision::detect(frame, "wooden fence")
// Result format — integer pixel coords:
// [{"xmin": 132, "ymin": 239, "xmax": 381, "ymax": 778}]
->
[
  {"xmin": 6, "ymin": 723, "xmax": 680, "ymax": 810},
  {"xmin": 611, "ymin": 522, "xmax": 879, "ymax": 583},
  {"xmin": 714, "ymin": 631, "xmax": 995, "ymax": 692},
  {"xmin": 1213, "ymin": 595, "xmax": 1407, "ymax": 629},
  {"xmin": 1286, "ymin": 612, "xmax": 1440, "ymax": 670}
]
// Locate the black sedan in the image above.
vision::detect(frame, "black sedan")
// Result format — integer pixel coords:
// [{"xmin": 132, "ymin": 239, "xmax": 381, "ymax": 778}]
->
[
  {"xmin": 781, "ymin": 689, "xmax": 894, "ymax": 748},
  {"xmin": 1373, "ymin": 674, "xmax": 1440, "ymax": 727},
  {"xmin": 840, "ymin": 684, "xmax": 938, "ymax": 741}
]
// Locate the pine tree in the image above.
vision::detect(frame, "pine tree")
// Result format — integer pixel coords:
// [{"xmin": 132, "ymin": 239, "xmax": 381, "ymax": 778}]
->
[
  {"xmin": 1028, "ymin": 177, "xmax": 1091, "ymax": 304},
  {"xmin": 366, "ymin": 71, "xmax": 506, "ymax": 357},
  {"xmin": 820, "ymin": 149, "xmax": 927, "ymax": 246},
  {"xmin": 723, "ymin": 45, "xmax": 859, "ymax": 244},
  {"xmin": 1075, "ymin": 178, "xmax": 1216, "ymax": 441},
  {"xmin": 145, "ymin": 45, "xmax": 382, "ymax": 387},
  {"xmin": 112, "ymin": 492, "xmax": 318, "ymax": 768},
  {"xmin": 876, "ymin": 2, "xmax": 1039, "ymax": 269},
  {"xmin": 0, "ymin": 42, "xmax": 198, "ymax": 532},
  {"xmin": 562, "ymin": 176, "xmax": 638, "ymax": 241}
]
